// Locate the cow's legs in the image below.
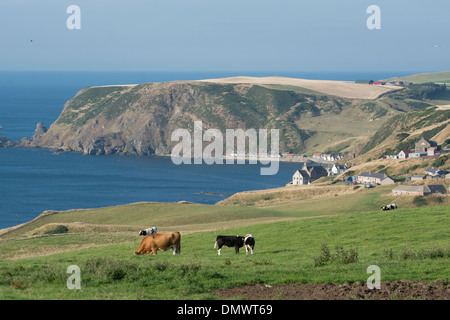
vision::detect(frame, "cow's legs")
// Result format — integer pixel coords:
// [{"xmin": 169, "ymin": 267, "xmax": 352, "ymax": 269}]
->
[
  {"xmin": 218, "ymin": 246, "xmax": 222, "ymax": 255},
  {"xmin": 172, "ymin": 244, "xmax": 180, "ymax": 255}
]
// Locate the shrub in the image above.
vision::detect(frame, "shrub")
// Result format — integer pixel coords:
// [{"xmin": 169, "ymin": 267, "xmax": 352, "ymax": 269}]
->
[
  {"xmin": 333, "ymin": 243, "xmax": 359, "ymax": 265},
  {"xmin": 384, "ymin": 247, "xmax": 394, "ymax": 260},
  {"xmin": 413, "ymin": 196, "xmax": 427, "ymax": 207},
  {"xmin": 313, "ymin": 242, "xmax": 358, "ymax": 266},
  {"xmin": 45, "ymin": 225, "xmax": 68, "ymax": 235},
  {"xmin": 400, "ymin": 246, "xmax": 450, "ymax": 260},
  {"xmin": 313, "ymin": 241, "xmax": 331, "ymax": 267},
  {"xmin": 432, "ymin": 155, "xmax": 448, "ymax": 168}
]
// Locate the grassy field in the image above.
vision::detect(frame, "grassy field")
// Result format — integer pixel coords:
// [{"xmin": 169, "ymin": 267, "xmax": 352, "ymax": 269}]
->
[
  {"xmin": 0, "ymin": 185, "xmax": 449, "ymax": 299},
  {"xmin": 384, "ymin": 71, "xmax": 450, "ymax": 84}
]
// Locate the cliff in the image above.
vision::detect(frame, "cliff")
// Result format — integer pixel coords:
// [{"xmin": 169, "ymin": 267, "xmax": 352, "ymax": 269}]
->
[{"xmin": 28, "ymin": 77, "xmax": 412, "ymax": 156}]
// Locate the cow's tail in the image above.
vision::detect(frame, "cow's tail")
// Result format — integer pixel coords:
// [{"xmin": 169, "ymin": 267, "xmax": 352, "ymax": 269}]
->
[{"xmin": 214, "ymin": 241, "xmax": 217, "ymax": 249}]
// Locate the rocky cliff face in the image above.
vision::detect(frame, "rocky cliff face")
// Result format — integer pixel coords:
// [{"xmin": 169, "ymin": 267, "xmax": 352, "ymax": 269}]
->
[{"xmin": 29, "ymin": 80, "xmax": 398, "ymax": 156}]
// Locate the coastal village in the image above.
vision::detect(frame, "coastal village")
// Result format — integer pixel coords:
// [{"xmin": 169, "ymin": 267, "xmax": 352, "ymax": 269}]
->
[{"xmin": 285, "ymin": 136, "xmax": 450, "ymax": 197}]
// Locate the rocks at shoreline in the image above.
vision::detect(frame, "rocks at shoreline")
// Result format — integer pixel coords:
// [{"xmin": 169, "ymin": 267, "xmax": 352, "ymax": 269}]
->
[
  {"xmin": 193, "ymin": 191, "xmax": 233, "ymax": 197},
  {"xmin": 0, "ymin": 133, "xmax": 16, "ymax": 148}
]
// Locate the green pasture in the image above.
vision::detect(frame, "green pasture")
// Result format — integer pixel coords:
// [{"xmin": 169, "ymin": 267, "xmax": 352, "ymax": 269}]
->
[{"xmin": 0, "ymin": 204, "xmax": 448, "ymax": 299}]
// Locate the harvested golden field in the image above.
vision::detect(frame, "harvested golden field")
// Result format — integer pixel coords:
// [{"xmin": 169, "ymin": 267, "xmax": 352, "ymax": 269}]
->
[{"xmin": 197, "ymin": 76, "xmax": 401, "ymax": 99}]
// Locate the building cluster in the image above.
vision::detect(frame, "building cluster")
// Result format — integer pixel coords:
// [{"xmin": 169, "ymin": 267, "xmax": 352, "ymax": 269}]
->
[
  {"xmin": 385, "ymin": 137, "xmax": 441, "ymax": 160},
  {"xmin": 280, "ymin": 152, "xmax": 344, "ymax": 162}
]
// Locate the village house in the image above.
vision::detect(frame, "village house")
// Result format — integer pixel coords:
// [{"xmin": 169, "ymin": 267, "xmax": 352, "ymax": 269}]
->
[
  {"xmin": 328, "ymin": 164, "xmax": 349, "ymax": 176},
  {"xmin": 392, "ymin": 185, "xmax": 431, "ymax": 196},
  {"xmin": 409, "ymin": 174, "xmax": 426, "ymax": 181},
  {"xmin": 356, "ymin": 172, "xmax": 395, "ymax": 185},
  {"xmin": 427, "ymin": 147, "xmax": 437, "ymax": 156},
  {"xmin": 292, "ymin": 163, "xmax": 328, "ymax": 185},
  {"xmin": 398, "ymin": 149, "xmax": 411, "ymax": 159},
  {"xmin": 415, "ymin": 137, "xmax": 437, "ymax": 154},
  {"xmin": 424, "ymin": 166, "xmax": 448, "ymax": 177}
]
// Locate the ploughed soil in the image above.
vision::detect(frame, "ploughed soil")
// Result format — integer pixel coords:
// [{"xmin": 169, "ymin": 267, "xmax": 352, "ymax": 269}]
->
[{"xmin": 213, "ymin": 280, "xmax": 449, "ymax": 300}]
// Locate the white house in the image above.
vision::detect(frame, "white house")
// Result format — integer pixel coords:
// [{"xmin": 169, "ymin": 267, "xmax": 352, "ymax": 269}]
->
[
  {"xmin": 329, "ymin": 164, "xmax": 348, "ymax": 176},
  {"xmin": 292, "ymin": 169, "xmax": 311, "ymax": 185},
  {"xmin": 398, "ymin": 149, "xmax": 412, "ymax": 159},
  {"xmin": 427, "ymin": 147, "xmax": 437, "ymax": 156},
  {"xmin": 409, "ymin": 152, "xmax": 427, "ymax": 158}
]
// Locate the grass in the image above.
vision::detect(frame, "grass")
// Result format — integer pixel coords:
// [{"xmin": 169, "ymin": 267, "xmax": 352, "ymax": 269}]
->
[
  {"xmin": 384, "ymin": 71, "xmax": 450, "ymax": 84},
  {"xmin": 0, "ymin": 193, "xmax": 448, "ymax": 299}
]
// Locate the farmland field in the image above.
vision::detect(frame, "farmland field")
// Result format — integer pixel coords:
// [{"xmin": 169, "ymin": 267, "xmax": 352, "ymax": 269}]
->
[{"xmin": 0, "ymin": 186, "xmax": 449, "ymax": 300}]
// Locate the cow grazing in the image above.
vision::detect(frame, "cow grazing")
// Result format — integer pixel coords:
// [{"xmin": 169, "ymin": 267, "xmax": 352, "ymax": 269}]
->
[
  {"xmin": 244, "ymin": 234, "xmax": 255, "ymax": 255},
  {"xmin": 381, "ymin": 203, "xmax": 397, "ymax": 211},
  {"xmin": 139, "ymin": 226, "xmax": 157, "ymax": 236},
  {"xmin": 134, "ymin": 232, "xmax": 180, "ymax": 256},
  {"xmin": 214, "ymin": 234, "xmax": 255, "ymax": 255}
]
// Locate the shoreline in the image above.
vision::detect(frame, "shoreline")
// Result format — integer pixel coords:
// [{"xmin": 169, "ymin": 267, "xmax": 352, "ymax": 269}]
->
[{"xmin": 1, "ymin": 144, "xmax": 338, "ymax": 165}]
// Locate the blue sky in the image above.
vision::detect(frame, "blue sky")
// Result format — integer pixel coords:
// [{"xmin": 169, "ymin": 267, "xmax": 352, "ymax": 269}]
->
[{"xmin": 0, "ymin": 0, "xmax": 449, "ymax": 72}]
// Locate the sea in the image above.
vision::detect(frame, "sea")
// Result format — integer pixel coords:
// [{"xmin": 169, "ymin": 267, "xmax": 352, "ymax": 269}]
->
[{"xmin": 0, "ymin": 70, "xmax": 417, "ymax": 229}]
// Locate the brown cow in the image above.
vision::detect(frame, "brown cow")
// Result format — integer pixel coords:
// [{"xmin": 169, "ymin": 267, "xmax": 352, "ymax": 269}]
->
[{"xmin": 134, "ymin": 232, "xmax": 181, "ymax": 256}]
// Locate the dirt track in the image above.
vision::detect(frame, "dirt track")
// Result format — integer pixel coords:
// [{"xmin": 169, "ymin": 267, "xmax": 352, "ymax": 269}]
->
[{"xmin": 213, "ymin": 280, "xmax": 450, "ymax": 300}]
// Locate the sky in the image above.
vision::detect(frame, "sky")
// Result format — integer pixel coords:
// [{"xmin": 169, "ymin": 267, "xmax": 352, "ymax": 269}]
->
[{"xmin": 0, "ymin": 0, "xmax": 449, "ymax": 73}]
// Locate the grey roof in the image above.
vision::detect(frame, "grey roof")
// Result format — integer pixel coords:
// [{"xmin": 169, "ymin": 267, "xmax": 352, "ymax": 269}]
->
[
  {"xmin": 427, "ymin": 185, "xmax": 447, "ymax": 194},
  {"xmin": 310, "ymin": 166, "xmax": 328, "ymax": 174},
  {"xmin": 425, "ymin": 166, "xmax": 440, "ymax": 174},
  {"xmin": 393, "ymin": 185, "xmax": 430, "ymax": 193},
  {"xmin": 358, "ymin": 171, "xmax": 391, "ymax": 180},
  {"xmin": 294, "ymin": 170, "xmax": 310, "ymax": 179},
  {"xmin": 425, "ymin": 166, "xmax": 448, "ymax": 175}
]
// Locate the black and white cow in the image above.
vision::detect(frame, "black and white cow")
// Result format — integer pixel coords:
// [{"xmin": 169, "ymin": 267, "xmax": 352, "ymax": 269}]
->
[
  {"xmin": 139, "ymin": 226, "xmax": 157, "ymax": 236},
  {"xmin": 214, "ymin": 234, "xmax": 255, "ymax": 255},
  {"xmin": 381, "ymin": 203, "xmax": 397, "ymax": 211},
  {"xmin": 244, "ymin": 234, "xmax": 255, "ymax": 255}
]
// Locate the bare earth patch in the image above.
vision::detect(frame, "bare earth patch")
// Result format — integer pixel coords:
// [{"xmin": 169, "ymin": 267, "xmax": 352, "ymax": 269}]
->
[{"xmin": 213, "ymin": 280, "xmax": 450, "ymax": 300}]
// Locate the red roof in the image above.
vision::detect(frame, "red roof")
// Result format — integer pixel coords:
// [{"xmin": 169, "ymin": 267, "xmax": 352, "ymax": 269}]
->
[{"xmin": 401, "ymin": 149, "xmax": 412, "ymax": 154}]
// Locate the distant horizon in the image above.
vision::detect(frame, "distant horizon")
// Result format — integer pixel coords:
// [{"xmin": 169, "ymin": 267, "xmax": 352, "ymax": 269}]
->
[{"xmin": 0, "ymin": 69, "xmax": 443, "ymax": 74}]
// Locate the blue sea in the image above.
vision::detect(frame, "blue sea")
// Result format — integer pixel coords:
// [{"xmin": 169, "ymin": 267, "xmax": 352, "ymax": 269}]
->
[{"xmin": 0, "ymin": 71, "xmax": 417, "ymax": 229}]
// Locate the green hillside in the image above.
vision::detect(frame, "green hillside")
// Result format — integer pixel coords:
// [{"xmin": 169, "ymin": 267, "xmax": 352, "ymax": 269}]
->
[
  {"xmin": 358, "ymin": 107, "xmax": 450, "ymax": 158},
  {"xmin": 385, "ymin": 71, "xmax": 450, "ymax": 84}
]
